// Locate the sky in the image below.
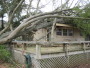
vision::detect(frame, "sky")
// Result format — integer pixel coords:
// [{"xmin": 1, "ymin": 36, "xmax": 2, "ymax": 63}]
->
[
  {"xmin": 25, "ymin": 0, "xmax": 83, "ymax": 12},
  {"xmin": 2, "ymin": 0, "xmax": 90, "ymax": 21}
]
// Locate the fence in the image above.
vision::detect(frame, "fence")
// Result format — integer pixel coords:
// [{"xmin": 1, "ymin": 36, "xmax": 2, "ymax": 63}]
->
[{"xmin": 11, "ymin": 41, "xmax": 90, "ymax": 68}]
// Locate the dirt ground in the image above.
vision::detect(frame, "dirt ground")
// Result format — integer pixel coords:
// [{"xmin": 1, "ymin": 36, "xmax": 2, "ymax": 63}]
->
[
  {"xmin": 0, "ymin": 63, "xmax": 11, "ymax": 68},
  {"xmin": 0, "ymin": 63, "xmax": 25, "ymax": 68},
  {"xmin": 0, "ymin": 63, "xmax": 90, "ymax": 68},
  {"xmin": 73, "ymin": 64, "xmax": 90, "ymax": 68}
]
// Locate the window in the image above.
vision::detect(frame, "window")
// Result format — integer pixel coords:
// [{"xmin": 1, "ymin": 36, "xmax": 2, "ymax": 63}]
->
[
  {"xmin": 68, "ymin": 29, "xmax": 73, "ymax": 36},
  {"xmin": 56, "ymin": 29, "xmax": 62, "ymax": 35},
  {"xmin": 63, "ymin": 29, "xmax": 67, "ymax": 36},
  {"xmin": 56, "ymin": 27, "xmax": 73, "ymax": 36}
]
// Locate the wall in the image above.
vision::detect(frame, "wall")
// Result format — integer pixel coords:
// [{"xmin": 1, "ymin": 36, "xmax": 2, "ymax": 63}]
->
[
  {"xmin": 33, "ymin": 27, "xmax": 85, "ymax": 42},
  {"xmin": 53, "ymin": 27, "xmax": 85, "ymax": 42},
  {"xmin": 33, "ymin": 29, "xmax": 47, "ymax": 41},
  {"xmin": 13, "ymin": 50, "xmax": 25, "ymax": 64}
]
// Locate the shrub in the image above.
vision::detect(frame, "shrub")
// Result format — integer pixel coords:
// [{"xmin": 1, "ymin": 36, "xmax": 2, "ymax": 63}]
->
[{"xmin": 0, "ymin": 45, "xmax": 11, "ymax": 62}]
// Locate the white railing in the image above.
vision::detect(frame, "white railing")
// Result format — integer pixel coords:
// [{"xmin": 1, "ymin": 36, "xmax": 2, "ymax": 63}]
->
[{"xmin": 12, "ymin": 41, "xmax": 90, "ymax": 59}]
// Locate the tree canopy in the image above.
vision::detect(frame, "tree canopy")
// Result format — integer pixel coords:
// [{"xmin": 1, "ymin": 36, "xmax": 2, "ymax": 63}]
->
[{"xmin": 72, "ymin": 4, "xmax": 90, "ymax": 36}]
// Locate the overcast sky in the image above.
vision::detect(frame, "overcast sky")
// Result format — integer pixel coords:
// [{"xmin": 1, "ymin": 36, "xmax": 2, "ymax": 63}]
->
[
  {"xmin": 2, "ymin": 0, "xmax": 90, "ymax": 21},
  {"xmin": 25, "ymin": 0, "xmax": 88, "ymax": 12}
]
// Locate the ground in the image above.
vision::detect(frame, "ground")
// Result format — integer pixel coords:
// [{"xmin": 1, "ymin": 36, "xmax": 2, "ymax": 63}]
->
[
  {"xmin": 0, "ymin": 63, "xmax": 90, "ymax": 68},
  {"xmin": 0, "ymin": 63, "xmax": 14, "ymax": 68},
  {"xmin": 73, "ymin": 64, "xmax": 90, "ymax": 68},
  {"xmin": 0, "ymin": 61, "xmax": 22, "ymax": 68}
]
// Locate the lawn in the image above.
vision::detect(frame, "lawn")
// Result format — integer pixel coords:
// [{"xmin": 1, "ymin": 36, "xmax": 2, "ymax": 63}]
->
[{"xmin": 15, "ymin": 44, "xmax": 90, "ymax": 54}]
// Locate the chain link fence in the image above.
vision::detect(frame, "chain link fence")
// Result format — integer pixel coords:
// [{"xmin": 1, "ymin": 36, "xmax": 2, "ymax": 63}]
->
[
  {"xmin": 11, "ymin": 41, "xmax": 90, "ymax": 68},
  {"xmin": 34, "ymin": 53, "xmax": 90, "ymax": 68},
  {"xmin": 1, "ymin": 42, "xmax": 88, "ymax": 68}
]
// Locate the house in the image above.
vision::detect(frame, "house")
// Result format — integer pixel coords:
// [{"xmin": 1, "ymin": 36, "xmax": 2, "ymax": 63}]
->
[
  {"xmin": 33, "ymin": 23, "xmax": 85, "ymax": 42},
  {"xmin": 86, "ymin": 35, "xmax": 90, "ymax": 41}
]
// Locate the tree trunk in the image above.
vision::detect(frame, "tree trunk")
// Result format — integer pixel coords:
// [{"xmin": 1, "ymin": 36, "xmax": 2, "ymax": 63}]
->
[{"xmin": 1, "ymin": 14, "xmax": 4, "ymax": 30}]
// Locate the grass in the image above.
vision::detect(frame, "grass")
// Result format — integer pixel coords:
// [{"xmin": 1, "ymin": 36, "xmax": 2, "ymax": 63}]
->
[{"xmin": 15, "ymin": 44, "xmax": 90, "ymax": 54}]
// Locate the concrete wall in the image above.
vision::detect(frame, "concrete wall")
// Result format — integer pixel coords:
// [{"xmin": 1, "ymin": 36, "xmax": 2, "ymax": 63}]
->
[{"xmin": 13, "ymin": 50, "xmax": 25, "ymax": 64}]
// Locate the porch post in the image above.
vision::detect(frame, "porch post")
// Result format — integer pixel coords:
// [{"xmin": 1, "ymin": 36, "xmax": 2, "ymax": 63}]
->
[
  {"xmin": 63, "ymin": 43, "xmax": 69, "ymax": 67},
  {"xmin": 82, "ymin": 43, "xmax": 86, "ymax": 53},
  {"xmin": 63, "ymin": 43, "xmax": 69, "ymax": 57},
  {"xmin": 51, "ymin": 18, "xmax": 57, "ymax": 42}
]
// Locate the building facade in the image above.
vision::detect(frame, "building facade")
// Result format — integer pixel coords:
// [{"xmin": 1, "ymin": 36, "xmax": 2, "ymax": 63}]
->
[{"xmin": 33, "ymin": 23, "xmax": 85, "ymax": 42}]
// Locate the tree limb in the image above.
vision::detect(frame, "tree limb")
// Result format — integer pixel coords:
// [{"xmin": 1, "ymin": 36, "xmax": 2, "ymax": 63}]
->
[
  {"xmin": 0, "ymin": 0, "xmax": 24, "ymax": 35},
  {"xmin": 0, "ymin": 14, "xmax": 90, "ymax": 44}
]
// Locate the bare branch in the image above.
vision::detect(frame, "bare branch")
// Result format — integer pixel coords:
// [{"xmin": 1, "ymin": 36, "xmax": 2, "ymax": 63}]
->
[
  {"xmin": 0, "ymin": 0, "xmax": 24, "ymax": 35},
  {"xmin": 27, "ymin": 0, "xmax": 33, "ymax": 16},
  {"xmin": 35, "ymin": 0, "xmax": 41, "ymax": 13}
]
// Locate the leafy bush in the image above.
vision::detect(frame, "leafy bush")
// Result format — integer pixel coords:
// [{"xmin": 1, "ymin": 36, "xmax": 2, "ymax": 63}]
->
[{"xmin": 0, "ymin": 45, "xmax": 11, "ymax": 62}]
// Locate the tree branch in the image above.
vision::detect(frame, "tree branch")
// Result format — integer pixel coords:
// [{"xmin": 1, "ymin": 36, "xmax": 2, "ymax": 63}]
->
[
  {"xmin": 0, "ymin": 0, "xmax": 24, "ymax": 35},
  {"xmin": 0, "ymin": 14, "xmax": 90, "ymax": 44}
]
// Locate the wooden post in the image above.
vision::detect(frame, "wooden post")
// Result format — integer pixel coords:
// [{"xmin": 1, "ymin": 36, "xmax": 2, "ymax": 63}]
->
[
  {"xmin": 21, "ymin": 43, "xmax": 26, "ymax": 55},
  {"xmin": 36, "ymin": 45, "xmax": 41, "ymax": 59},
  {"xmin": 23, "ymin": 43, "xmax": 27, "ymax": 50},
  {"xmin": 63, "ymin": 43, "xmax": 69, "ymax": 67},
  {"xmin": 63, "ymin": 43, "xmax": 68, "ymax": 56},
  {"xmin": 86, "ymin": 43, "xmax": 89, "ymax": 63},
  {"xmin": 21, "ymin": 43, "xmax": 27, "ymax": 50},
  {"xmin": 15, "ymin": 43, "xmax": 18, "ymax": 48},
  {"xmin": 22, "ymin": 44, "xmax": 24, "ymax": 50},
  {"xmin": 63, "ymin": 43, "xmax": 66, "ymax": 52},
  {"xmin": 82, "ymin": 43, "xmax": 86, "ymax": 53}
]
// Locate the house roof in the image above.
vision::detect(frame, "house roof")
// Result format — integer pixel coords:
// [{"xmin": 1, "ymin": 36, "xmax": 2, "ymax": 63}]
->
[{"xmin": 56, "ymin": 23, "xmax": 72, "ymax": 27}]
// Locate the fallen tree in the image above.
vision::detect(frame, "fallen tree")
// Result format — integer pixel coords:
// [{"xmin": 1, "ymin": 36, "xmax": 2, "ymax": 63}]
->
[
  {"xmin": 0, "ymin": 10, "xmax": 90, "ymax": 44},
  {"xmin": 0, "ymin": 9, "xmax": 71, "ymax": 44},
  {"xmin": 0, "ymin": 1, "xmax": 90, "ymax": 45}
]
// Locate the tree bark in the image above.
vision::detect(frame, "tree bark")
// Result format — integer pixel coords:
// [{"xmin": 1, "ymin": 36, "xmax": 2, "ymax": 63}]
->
[
  {"xmin": 0, "ymin": 14, "xmax": 90, "ymax": 44},
  {"xmin": 1, "ymin": 14, "xmax": 4, "ymax": 30}
]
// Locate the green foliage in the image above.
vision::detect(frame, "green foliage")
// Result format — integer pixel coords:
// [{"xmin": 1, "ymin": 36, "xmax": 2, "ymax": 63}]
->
[
  {"xmin": 67, "ymin": 4, "xmax": 90, "ymax": 36},
  {"xmin": 0, "ymin": 45, "xmax": 11, "ymax": 62},
  {"xmin": 0, "ymin": 0, "xmax": 26, "ymax": 28},
  {"xmin": 73, "ymin": 19, "xmax": 90, "ymax": 36}
]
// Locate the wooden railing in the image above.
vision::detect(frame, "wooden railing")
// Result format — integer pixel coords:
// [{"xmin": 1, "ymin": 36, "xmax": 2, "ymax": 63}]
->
[
  {"xmin": 12, "ymin": 41, "xmax": 90, "ymax": 59},
  {"xmin": 12, "ymin": 40, "xmax": 90, "ymax": 45}
]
